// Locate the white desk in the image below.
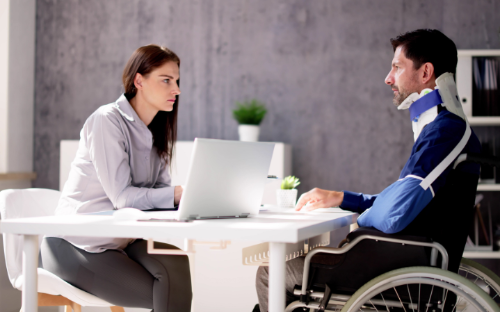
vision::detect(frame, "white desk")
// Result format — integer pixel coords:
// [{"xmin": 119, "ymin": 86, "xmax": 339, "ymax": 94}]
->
[{"xmin": 0, "ymin": 210, "xmax": 356, "ymax": 312}]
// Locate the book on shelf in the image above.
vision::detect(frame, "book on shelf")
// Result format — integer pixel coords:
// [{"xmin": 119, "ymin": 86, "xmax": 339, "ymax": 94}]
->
[{"xmin": 472, "ymin": 56, "xmax": 500, "ymax": 117}]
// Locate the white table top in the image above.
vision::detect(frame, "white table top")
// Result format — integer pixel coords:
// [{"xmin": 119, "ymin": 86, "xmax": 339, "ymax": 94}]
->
[{"xmin": 0, "ymin": 208, "xmax": 357, "ymax": 243}]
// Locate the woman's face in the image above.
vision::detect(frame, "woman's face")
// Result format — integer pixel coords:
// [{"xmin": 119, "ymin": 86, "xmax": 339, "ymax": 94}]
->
[{"xmin": 136, "ymin": 61, "xmax": 180, "ymax": 112}]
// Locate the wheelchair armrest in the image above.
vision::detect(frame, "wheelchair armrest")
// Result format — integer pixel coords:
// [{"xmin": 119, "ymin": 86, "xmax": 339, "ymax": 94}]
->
[
  {"xmin": 299, "ymin": 228, "xmax": 449, "ymax": 297},
  {"xmin": 346, "ymin": 227, "xmax": 432, "ymax": 244}
]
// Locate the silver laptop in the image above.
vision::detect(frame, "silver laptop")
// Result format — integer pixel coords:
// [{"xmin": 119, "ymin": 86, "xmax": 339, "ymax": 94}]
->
[{"xmin": 159, "ymin": 138, "xmax": 274, "ymax": 220}]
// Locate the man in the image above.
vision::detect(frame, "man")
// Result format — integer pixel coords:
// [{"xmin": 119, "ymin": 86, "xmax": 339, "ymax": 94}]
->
[{"xmin": 255, "ymin": 29, "xmax": 481, "ymax": 312}]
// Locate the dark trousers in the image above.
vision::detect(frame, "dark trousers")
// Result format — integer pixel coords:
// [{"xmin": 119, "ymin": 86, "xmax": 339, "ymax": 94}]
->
[{"xmin": 41, "ymin": 237, "xmax": 192, "ymax": 312}]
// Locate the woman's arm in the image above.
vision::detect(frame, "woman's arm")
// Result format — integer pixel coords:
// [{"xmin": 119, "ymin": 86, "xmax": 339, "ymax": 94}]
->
[
  {"xmin": 84, "ymin": 111, "xmax": 175, "ymax": 209},
  {"xmin": 155, "ymin": 161, "xmax": 183, "ymax": 205}
]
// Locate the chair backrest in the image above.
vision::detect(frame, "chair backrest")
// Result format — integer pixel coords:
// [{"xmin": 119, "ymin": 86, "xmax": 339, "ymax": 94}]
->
[{"xmin": 0, "ymin": 188, "xmax": 61, "ymax": 289}]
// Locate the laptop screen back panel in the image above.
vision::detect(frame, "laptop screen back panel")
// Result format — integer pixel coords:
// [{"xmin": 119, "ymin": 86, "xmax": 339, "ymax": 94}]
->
[{"xmin": 178, "ymin": 139, "xmax": 274, "ymax": 220}]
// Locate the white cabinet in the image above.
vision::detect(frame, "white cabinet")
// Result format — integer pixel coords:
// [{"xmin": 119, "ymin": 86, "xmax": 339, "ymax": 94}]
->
[{"xmin": 457, "ymin": 49, "xmax": 500, "ymax": 126}]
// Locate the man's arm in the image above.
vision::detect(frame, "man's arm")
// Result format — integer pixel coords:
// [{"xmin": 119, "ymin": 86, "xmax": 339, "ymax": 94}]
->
[
  {"xmin": 340, "ymin": 191, "xmax": 378, "ymax": 214},
  {"xmin": 294, "ymin": 188, "xmax": 377, "ymax": 213},
  {"xmin": 357, "ymin": 119, "xmax": 475, "ymax": 233}
]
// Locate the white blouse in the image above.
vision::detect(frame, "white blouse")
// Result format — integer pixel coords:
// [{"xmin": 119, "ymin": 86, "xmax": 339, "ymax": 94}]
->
[{"xmin": 52, "ymin": 94, "xmax": 175, "ymax": 252}]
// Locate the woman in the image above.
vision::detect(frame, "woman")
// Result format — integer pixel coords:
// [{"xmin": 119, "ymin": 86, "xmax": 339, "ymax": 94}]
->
[{"xmin": 41, "ymin": 45, "xmax": 192, "ymax": 311}]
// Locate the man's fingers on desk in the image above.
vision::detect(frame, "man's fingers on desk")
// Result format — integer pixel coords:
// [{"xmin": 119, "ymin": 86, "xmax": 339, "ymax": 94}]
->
[
  {"xmin": 304, "ymin": 200, "xmax": 326, "ymax": 211},
  {"xmin": 295, "ymin": 196, "xmax": 317, "ymax": 211},
  {"xmin": 295, "ymin": 193, "xmax": 309, "ymax": 210}
]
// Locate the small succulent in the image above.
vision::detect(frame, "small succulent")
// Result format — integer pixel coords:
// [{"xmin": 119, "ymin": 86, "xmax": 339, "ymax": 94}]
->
[
  {"xmin": 232, "ymin": 99, "xmax": 267, "ymax": 125},
  {"xmin": 281, "ymin": 176, "xmax": 300, "ymax": 190}
]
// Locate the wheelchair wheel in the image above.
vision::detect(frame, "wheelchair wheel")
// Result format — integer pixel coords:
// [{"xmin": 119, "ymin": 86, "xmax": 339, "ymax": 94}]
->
[
  {"xmin": 340, "ymin": 266, "xmax": 500, "ymax": 312},
  {"xmin": 460, "ymin": 257, "xmax": 500, "ymax": 303}
]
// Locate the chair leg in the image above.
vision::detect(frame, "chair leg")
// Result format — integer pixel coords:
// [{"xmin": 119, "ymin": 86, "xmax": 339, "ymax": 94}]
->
[
  {"xmin": 71, "ymin": 302, "xmax": 82, "ymax": 312},
  {"xmin": 110, "ymin": 307, "xmax": 126, "ymax": 312},
  {"xmin": 64, "ymin": 306, "xmax": 72, "ymax": 312}
]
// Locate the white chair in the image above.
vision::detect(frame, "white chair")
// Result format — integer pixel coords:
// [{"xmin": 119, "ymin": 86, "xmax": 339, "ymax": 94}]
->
[{"xmin": 0, "ymin": 188, "xmax": 125, "ymax": 312}]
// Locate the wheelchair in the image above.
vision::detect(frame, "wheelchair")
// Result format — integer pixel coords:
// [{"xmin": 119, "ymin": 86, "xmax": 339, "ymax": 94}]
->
[{"xmin": 285, "ymin": 153, "xmax": 500, "ymax": 312}]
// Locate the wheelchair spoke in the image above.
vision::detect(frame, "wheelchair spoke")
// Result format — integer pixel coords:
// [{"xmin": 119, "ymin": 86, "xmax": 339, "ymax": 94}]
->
[
  {"xmin": 368, "ymin": 300, "xmax": 379, "ymax": 312},
  {"xmin": 393, "ymin": 287, "xmax": 407, "ymax": 312},
  {"xmin": 442, "ymin": 289, "xmax": 449, "ymax": 311},
  {"xmin": 425, "ymin": 285, "xmax": 434, "ymax": 312},
  {"xmin": 380, "ymin": 293, "xmax": 390, "ymax": 312},
  {"xmin": 450, "ymin": 295, "xmax": 462, "ymax": 312},
  {"xmin": 406, "ymin": 284, "xmax": 415, "ymax": 312},
  {"xmin": 418, "ymin": 283, "xmax": 421, "ymax": 312}
]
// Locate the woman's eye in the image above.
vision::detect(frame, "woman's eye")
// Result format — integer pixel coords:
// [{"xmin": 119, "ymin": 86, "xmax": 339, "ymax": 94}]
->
[{"xmin": 163, "ymin": 79, "xmax": 170, "ymax": 83}]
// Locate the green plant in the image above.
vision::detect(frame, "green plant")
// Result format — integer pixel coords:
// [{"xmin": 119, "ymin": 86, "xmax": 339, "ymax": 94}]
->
[
  {"xmin": 281, "ymin": 176, "xmax": 300, "ymax": 190},
  {"xmin": 232, "ymin": 99, "xmax": 267, "ymax": 125}
]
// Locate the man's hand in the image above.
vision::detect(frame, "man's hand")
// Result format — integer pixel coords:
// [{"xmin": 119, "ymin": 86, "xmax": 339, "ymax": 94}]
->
[
  {"xmin": 295, "ymin": 188, "xmax": 344, "ymax": 211},
  {"xmin": 174, "ymin": 185, "xmax": 183, "ymax": 205}
]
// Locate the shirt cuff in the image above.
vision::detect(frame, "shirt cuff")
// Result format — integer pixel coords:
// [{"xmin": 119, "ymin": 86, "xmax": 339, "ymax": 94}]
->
[
  {"xmin": 339, "ymin": 190, "xmax": 362, "ymax": 212},
  {"xmin": 150, "ymin": 186, "xmax": 176, "ymax": 209}
]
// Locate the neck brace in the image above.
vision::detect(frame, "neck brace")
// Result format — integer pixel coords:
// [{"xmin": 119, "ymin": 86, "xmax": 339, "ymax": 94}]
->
[
  {"xmin": 395, "ymin": 73, "xmax": 472, "ymax": 194},
  {"xmin": 398, "ymin": 89, "xmax": 441, "ymax": 141},
  {"xmin": 397, "ymin": 73, "xmax": 469, "ymax": 141}
]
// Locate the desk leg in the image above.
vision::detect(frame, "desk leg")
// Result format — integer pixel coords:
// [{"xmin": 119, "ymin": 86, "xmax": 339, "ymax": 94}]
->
[
  {"xmin": 269, "ymin": 242, "xmax": 286, "ymax": 312},
  {"xmin": 22, "ymin": 235, "xmax": 39, "ymax": 312}
]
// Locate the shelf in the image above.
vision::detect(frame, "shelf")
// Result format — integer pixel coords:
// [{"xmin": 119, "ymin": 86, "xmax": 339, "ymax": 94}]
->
[
  {"xmin": 458, "ymin": 50, "xmax": 500, "ymax": 57},
  {"xmin": 463, "ymin": 251, "xmax": 500, "ymax": 259},
  {"xmin": 468, "ymin": 117, "xmax": 500, "ymax": 126},
  {"xmin": 477, "ymin": 184, "xmax": 500, "ymax": 191}
]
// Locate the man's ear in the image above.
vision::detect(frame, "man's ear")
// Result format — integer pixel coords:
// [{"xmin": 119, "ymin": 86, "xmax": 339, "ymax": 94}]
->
[
  {"xmin": 134, "ymin": 73, "xmax": 143, "ymax": 90},
  {"xmin": 421, "ymin": 62, "xmax": 435, "ymax": 84}
]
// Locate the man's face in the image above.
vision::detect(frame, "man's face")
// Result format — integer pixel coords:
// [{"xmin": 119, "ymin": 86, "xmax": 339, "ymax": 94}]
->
[{"xmin": 385, "ymin": 46, "xmax": 420, "ymax": 107}]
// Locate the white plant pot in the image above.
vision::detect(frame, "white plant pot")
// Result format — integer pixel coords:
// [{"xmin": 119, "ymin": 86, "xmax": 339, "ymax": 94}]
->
[
  {"xmin": 238, "ymin": 124, "xmax": 260, "ymax": 142},
  {"xmin": 276, "ymin": 189, "xmax": 298, "ymax": 208}
]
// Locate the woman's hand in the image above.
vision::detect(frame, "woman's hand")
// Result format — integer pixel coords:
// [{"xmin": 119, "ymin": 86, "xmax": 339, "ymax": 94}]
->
[
  {"xmin": 295, "ymin": 188, "xmax": 344, "ymax": 211},
  {"xmin": 174, "ymin": 185, "xmax": 183, "ymax": 205}
]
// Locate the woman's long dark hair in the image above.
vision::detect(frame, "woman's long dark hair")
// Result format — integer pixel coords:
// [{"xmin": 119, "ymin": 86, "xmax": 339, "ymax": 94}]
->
[{"xmin": 122, "ymin": 44, "xmax": 180, "ymax": 165}]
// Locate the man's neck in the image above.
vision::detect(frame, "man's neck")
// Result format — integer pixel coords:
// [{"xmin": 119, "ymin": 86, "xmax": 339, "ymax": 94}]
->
[{"xmin": 416, "ymin": 80, "xmax": 436, "ymax": 94}]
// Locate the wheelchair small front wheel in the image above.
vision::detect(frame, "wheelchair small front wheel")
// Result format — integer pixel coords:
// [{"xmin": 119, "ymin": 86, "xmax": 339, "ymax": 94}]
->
[{"xmin": 340, "ymin": 266, "xmax": 500, "ymax": 312}]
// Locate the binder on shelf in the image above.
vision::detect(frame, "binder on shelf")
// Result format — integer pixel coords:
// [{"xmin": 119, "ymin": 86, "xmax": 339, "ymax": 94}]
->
[{"xmin": 472, "ymin": 56, "xmax": 499, "ymax": 117}]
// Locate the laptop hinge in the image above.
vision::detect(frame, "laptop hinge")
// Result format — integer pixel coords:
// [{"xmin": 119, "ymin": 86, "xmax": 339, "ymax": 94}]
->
[
  {"xmin": 187, "ymin": 213, "xmax": 250, "ymax": 220},
  {"xmin": 188, "ymin": 214, "xmax": 199, "ymax": 220}
]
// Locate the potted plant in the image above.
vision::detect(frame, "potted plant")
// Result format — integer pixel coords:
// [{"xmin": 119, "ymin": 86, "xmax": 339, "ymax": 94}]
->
[
  {"xmin": 232, "ymin": 99, "xmax": 267, "ymax": 142},
  {"xmin": 277, "ymin": 176, "xmax": 300, "ymax": 208}
]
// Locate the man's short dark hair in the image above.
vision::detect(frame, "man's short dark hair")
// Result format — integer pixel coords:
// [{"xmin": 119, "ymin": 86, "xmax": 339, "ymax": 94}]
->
[{"xmin": 390, "ymin": 29, "xmax": 457, "ymax": 78}]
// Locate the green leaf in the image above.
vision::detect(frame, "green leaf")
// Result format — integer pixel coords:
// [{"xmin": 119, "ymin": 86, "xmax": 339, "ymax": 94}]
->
[
  {"xmin": 281, "ymin": 175, "xmax": 300, "ymax": 190},
  {"xmin": 232, "ymin": 99, "xmax": 267, "ymax": 125}
]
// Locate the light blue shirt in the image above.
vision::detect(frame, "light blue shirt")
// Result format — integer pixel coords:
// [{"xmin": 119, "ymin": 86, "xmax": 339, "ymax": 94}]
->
[{"xmin": 54, "ymin": 94, "xmax": 175, "ymax": 252}]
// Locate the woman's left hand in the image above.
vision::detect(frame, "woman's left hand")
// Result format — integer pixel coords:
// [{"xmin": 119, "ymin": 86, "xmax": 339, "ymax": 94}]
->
[{"xmin": 174, "ymin": 185, "xmax": 183, "ymax": 205}]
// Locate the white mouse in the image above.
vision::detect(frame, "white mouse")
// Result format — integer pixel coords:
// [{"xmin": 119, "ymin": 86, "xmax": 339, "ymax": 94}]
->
[{"xmin": 113, "ymin": 208, "xmax": 147, "ymax": 221}]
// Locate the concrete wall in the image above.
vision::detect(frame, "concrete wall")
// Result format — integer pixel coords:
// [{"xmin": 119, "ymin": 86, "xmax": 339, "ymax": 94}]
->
[{"xmin": 33, "ymin": 0, "xmax": 500, "ymax": 194}]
